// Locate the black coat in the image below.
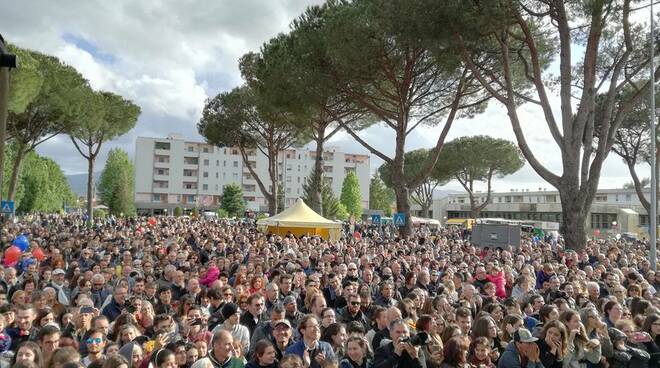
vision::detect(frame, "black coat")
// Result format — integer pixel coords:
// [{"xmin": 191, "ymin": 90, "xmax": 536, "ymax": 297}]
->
[{"xmin": 373, "ymin": 342, "xmax": 426, "ymax": 368}]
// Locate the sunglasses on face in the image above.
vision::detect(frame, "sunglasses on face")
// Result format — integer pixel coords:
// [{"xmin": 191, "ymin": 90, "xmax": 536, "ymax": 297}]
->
[{"xmin": 86, "ymin": 337, "xmax": 103, "ymax": 344}]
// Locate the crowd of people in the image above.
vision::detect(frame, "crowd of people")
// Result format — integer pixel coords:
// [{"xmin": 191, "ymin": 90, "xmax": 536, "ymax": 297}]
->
[{"xmin": 0, "ymin": 213, "xmax": 657, "ymax": 368}]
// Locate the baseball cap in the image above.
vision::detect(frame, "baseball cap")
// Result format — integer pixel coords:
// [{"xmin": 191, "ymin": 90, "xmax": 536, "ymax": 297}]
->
[
  {"xmin": 53, "ymin": 269, "xmax": 65, "ymax": 276},
  {"xmin": 513, "ymin": 328, "xmax": 538, "ymax": 343},
  {"xmin": 274, "ymin": 319, "xmax": 292, "ymax": 329}
]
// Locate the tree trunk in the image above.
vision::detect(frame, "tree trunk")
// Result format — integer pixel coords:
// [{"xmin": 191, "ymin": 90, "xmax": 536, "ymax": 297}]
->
[
  {"xmin": 87, "ymin": 156, "xmax": 95, "ymax": 226},
  {"xmin": 311, "ymin": 131, "xmax": 325, "ymax": 214},
  {"xmin": 559, "ymin": 188, "xmax": 588, "ymax": 250},
  {"xmin": 0, "ymin": 68, "xmax": 8, "ymax": 200},
  {"xmin": 7, "ymin": 143, "xmax": 26, "ymax": 201},
  {"xmin": 269, "ymin": 148, "xmax": 278, "ymax": 215},
  {"xmin": 420, "ymin": 204, "xmax": 430, "ymax": 218}
]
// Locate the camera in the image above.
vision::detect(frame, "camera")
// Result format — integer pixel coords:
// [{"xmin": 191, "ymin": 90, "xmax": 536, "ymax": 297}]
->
[{"xmin": 400, "ymin": 332, "xmax": 429, "ymax": 346}]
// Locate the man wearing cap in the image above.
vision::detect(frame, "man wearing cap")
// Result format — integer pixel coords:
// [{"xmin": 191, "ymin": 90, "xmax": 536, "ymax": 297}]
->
[
  {"xmin": 48, "ymin": 268, "xmax": 70, "ymax": 306},
  {"xmin": 212, "ymin": 302, "xmax": 250, "ymax": 354},
  {"xmin": 271, "ymin": 319, "xmax": 294, "ymax": 360},
  {"xmin": 283, "ymin": 294, "xmax": 303, "ymax": 329},
  {"xmin": 248, "ymin": 304, "xmax": 286, "ymax": 359},
  {"xmin": 498, "ymin": 328, "xmax": 543, "ymax": 368}
]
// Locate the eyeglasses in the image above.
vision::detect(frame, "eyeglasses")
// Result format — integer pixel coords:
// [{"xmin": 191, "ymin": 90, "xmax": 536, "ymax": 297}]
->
[{"xmin": 86, "ymin": 337, "xmax": 103, "ymax": 344}]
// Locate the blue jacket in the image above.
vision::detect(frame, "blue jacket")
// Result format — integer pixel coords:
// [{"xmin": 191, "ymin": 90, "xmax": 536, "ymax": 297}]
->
[
  {"xmin": 102, "ymin": 298, "xmax": 124, "ymax": 321},
  {"xmin": 498, "ymin": 341, "xmax": 544, "ymax": 368},
  {"xmin": 285, "ymin": 340, "xmax": 336, "ymax": 368}
]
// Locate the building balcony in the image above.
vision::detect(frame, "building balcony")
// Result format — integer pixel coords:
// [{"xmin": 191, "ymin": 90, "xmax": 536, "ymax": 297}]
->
[
  {"xmin": 152, "ymin": 187, "xmax": 170, "ymax": 194},
  {"xmin": 154, "ymin": 161, "xmax": 170, "ymax": 168},
  {"xmin": 153, "ymin": 174, "xmax": 169, "ymax": 181},
  {"xmin": 182, "ymin": 176, "xmax": 198, "ymax": 182},
  {"xmin": 154, "ymin": 149, "xmax": 171, "ymax": 156},
  {"xmin": 182, "ymin": 188, "xmax": 198, "ymax": 195},
  {"xmin": 183, "ymin": 163, "xmax": 199, "ymax": 170}
]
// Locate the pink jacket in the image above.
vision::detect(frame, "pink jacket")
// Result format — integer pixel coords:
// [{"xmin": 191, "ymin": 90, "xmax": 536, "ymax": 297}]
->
[
  {"xmin": 200, "ymin": 266, "xmax": 219, "ymax": 287},
  {"xmin": 486, "ymin": 271, "xmax": 506, "ymax": 299}
]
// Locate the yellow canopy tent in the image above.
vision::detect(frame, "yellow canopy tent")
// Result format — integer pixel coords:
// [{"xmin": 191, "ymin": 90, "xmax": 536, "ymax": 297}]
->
[{"xmin": 256, "ymin": 198, "xmax": 343, "ymax": 240}]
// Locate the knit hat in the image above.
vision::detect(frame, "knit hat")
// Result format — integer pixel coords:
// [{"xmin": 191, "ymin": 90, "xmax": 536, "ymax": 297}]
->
[{"xmin": 221, "ymin": 303, "xmax": 239, "ymax": 320}]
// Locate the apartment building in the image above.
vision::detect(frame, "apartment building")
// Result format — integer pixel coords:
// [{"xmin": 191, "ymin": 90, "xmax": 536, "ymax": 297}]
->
[
  {"xmin": 416, "ymin": 187, "xmax": 654, "ymax": 237},
  {"xmin": 134, "ymin": 134, "xmax": 370, "ymax": 213}
]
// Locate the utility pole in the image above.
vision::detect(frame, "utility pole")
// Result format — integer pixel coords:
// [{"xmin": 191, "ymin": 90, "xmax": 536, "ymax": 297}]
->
[{"xmin": 650, "ymin": 2, "xmax": 657, "ymax": 271}]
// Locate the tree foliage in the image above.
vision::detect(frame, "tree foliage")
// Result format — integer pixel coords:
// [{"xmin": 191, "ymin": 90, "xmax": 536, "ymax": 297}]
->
[
  {"xmin": 221, "ymin": 183, "xmax": 245, "ymax": 217},
  {"xmin": 369, "ymin": 173, "xmax": 394, "ymax": 216},
  {"xmin": 98, "ymin": 148, "xmax": 135, "ymax": 216},
  {"xmin": 0, "ymin": 143, "xmax": 74, "ymax": 213},
  {"xmin": 69, "ymin": 91, "xmax": 140, "ymax": 225},
  {"xmin": 609, "ymin": 87, "xmax": 659, "ymax": 215},
  {"xmin": 289, "ymin": 0, "xmax": 490, "ymax": 235},
  {"xmin": 303, "ymin": 173, "xmax": 347, "ymax": 220},
  {"xmin": 434, "ymin": 136, "xmax": 524, "ymax": 218},
  {"xmin": 198, "ymin": 85, "xmax": 300, "ymax": 214},
  {"xmin": 446, "ymin": 0, "xmax": 654, "ymax": 249},
  {"xmin": 340, "ymin": 171, "xmax": 362, "ymax": 218},
  {"xmin": 379, "ymin": 149, "xmax": 447, "ymax": 217},
  {"xmin": 6, "ymin": 46, "xmax": 91, "ymax": 200}
]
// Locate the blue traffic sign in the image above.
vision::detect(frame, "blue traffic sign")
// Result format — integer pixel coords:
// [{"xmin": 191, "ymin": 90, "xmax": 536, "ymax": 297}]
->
[
  {"xmin": 393, "ymin": 212, "xmax": 406, "ymax": 226},
  {"xmin": 1, "ymin": 200, "xmax": 14, "ymax": 214},
  {"xmin": 371, "ymin": 214, "xmax": 381, "ymax": 224}
]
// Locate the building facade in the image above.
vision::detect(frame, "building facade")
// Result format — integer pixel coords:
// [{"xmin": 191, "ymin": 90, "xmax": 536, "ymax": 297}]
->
[
  {"xmin": 416, "ymin": 187, "xmax": 654, "ymax": 237},
  {"xmin": 134, "ymin": 134, "xmax": 370, "ymax": 213}
]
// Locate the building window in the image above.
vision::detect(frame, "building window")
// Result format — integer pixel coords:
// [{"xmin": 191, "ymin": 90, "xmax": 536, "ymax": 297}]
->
[
  {"xmin": 156, "ymin": 168, "xmax": 169, "ymax": 176},
  {"xmin": 626, "ymin": 194, "xmax": 631, "ymax": 201},
  {"xmin": 545, "ymin": 195, "xmax": 557, "ymax": 203},
  {"xmin": 184, "ymin": 157, "xmax": 199, "ymax": 165},
  {"xmin": 232, "ymin": 149, "xmax": 239, "ymax": 155},
  {"xmin": 203, "ymin": 159, "xmax": 209, "ymax": 166},
  {"xmin": 155, "ymin": 155, "xmax": 169, "ymax": 163},
  {"xmin": 223, "ymin": 161, "xmax": 227, "ymax": 167},
  {"xmin": 183, "ymin": 169, "xmax": 195, "ymax": 177},
  {"xmin": 233, "ymin": 173, "xmax": 238, "ymax": 180},
  {"xmin": 187, "ymin": 146, "xmax": 194, "ymax": 152},
  {"xmin": 215, "ymin": 184, "xmax": 219, "ymax": 190},
  {"xmin": 203, "ymin": 147, "xmax": 209, "ymax": 153},
  {"xmin": 203, "ymin": 172, "xmax": 208, "ymax": 178},
  {"xmin": 286, "ymin": 187, "xmax": 291, "ymax": 194},
  {"xmin": 202, "ymin": 184, "xmax": 208, "ymax": 190},
  {"xmin": 324, "ymin": 166, "xmax": 333, "ymax": 173},
  {"xmin": 297, "ymin": 177, "xmax": 300, "ymax": 183},
  {"xmin": 184, "ymin": 182, "xmax": 197, "ymax": 189},
  {"xmin": 153, "ymin": 181, "xmax": 168, "ymax": 188},
  {"xmin": 216, "ymin": 160, "xmax": 219, "ymax": 166},
  {"xmin": 286, "ymin": 176, "xmax": 292, "ymax": 183},
  {"xmin": 188, "ymin": 195, "xmax": 195, "ymax": 202},
  {"xmin": 215, "ymin": 172, "xmax": 219, "ymax": 179},
  {"xmin": 345, "ymin": 167, "xmax": 356, "ymax": 174},
  {"xmin": 152, "ymin": 194, "xmax": 162, "ymax": 202},
  {"xmin": 233, "ymin": 161, "xmax": 238, "ymax": 168},
  {"xmin": 155, "ymin": 142, "xmax": 170, "ymax": 150},
  {"xmin": 595, "ymin": 195, "xmax": 607, "ymax": 202}
]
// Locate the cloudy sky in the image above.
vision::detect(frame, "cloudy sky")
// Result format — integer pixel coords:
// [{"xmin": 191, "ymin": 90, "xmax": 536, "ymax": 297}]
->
[{"xmin": 0, "ymin": 0, "xmax": 648, "ymax": 192}]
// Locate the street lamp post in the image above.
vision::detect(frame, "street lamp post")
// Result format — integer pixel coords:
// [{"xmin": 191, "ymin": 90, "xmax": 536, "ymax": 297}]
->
[
  {"xmin": 0, "ymin": 34, "xmax": 16, "ymax": 205},
  {"xmin": 651, "ymin": 2, "xmax": 658, "ymax": 271}
]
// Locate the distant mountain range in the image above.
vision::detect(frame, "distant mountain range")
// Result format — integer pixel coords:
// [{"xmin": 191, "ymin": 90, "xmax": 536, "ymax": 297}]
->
[{"xmin": 66, "ymin": 172, "xmax": 101, "ymax": 196}]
